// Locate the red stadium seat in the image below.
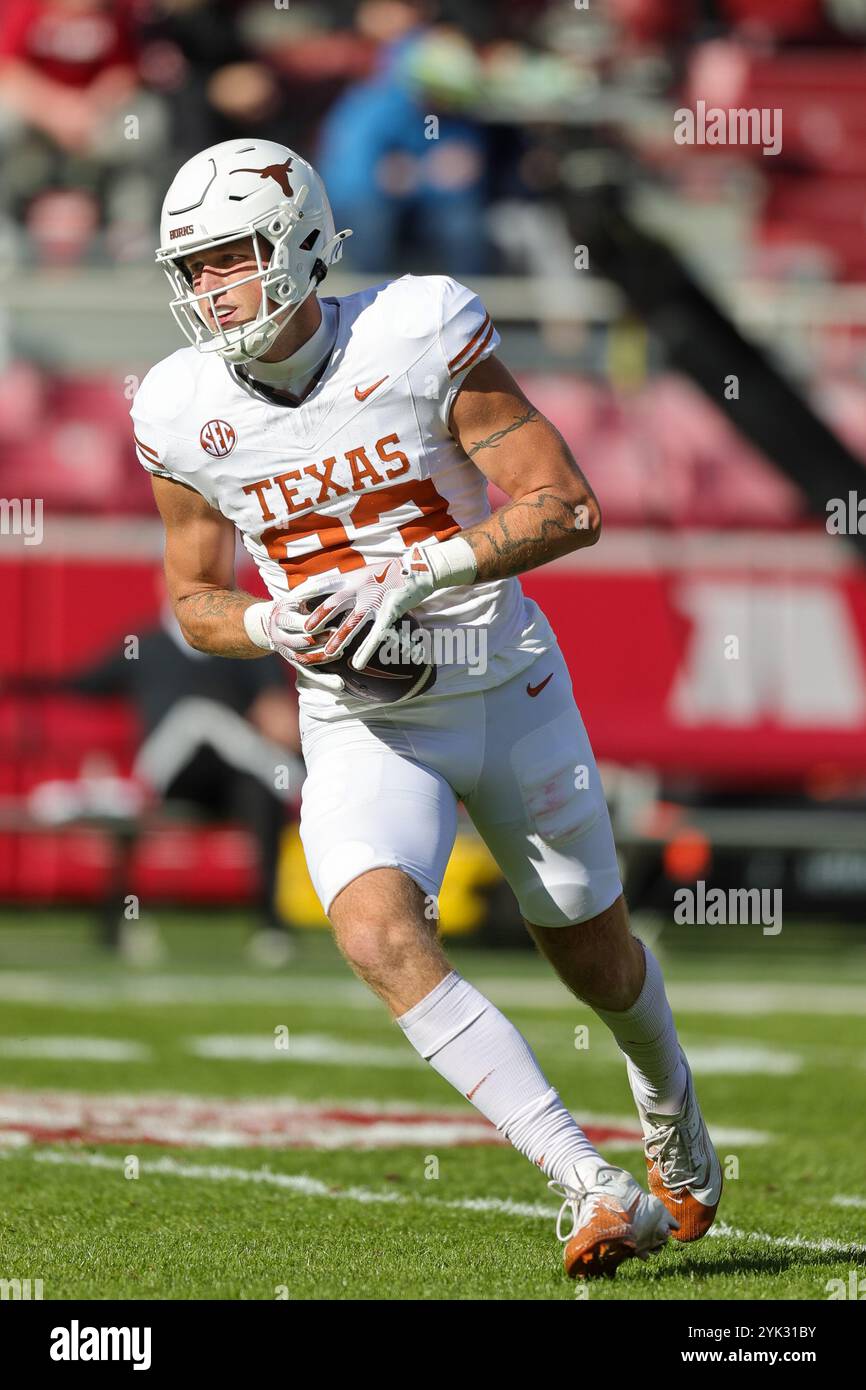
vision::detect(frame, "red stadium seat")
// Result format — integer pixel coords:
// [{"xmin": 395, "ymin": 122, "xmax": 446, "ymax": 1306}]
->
[
  {"xmin": 517, "ymin": 372, "xmax": 806, "ymax": 527},
  {"xmin": 683, "ymin": 48, "xmax": 866, "ymax": 174},
  {"xmin": 719, "ymin": 0, "xmax": 829, "ymax": 40},
  {"xmin": 607, "ymin": 0, "xmax": 697, "ymax": 42},
  {"xmin": 759, "ymin": 175, "xmax": 866, "ymax": 280},
  {"xmin": 0, "ymin": 366, "xmax": 156, "ymax": 514}
]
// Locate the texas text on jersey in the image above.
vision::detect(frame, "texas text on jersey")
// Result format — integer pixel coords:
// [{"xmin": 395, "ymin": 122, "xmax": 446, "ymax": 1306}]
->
[{"xmin": 130, "ymin": 272, "xmax": 556, "ymax": 718}]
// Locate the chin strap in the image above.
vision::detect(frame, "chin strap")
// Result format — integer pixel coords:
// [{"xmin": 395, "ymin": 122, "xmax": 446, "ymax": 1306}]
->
[{"xmin": 220, "ymin": 278, "xmax": 318, "ymax": 365}]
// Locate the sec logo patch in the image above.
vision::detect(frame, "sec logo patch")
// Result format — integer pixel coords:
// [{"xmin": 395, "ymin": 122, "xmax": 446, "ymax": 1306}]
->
[{"xmin": 200, "ymin": 419, "xmax": 237, "ymax": 457}]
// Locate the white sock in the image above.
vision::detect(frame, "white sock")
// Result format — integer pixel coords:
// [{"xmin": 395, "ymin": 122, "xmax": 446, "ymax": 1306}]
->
[
  {"xmin": 593, "ymin": 940, "xmax": 687, "ymax": 1115},
  {"xmin": 396, "ymin": 971, "xmax": 608, "ymax": 1187}
]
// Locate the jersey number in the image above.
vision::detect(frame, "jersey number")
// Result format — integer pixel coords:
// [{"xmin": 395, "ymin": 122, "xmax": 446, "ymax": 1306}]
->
[{"xmin": 261, "ymin": 478, "xmax": 460, "ymax": 588}]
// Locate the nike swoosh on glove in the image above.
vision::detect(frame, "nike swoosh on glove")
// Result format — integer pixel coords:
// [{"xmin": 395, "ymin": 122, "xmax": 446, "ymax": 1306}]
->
[{"xmin": 299, "ymin": 546, "xmax": 437, "ymax": 673}]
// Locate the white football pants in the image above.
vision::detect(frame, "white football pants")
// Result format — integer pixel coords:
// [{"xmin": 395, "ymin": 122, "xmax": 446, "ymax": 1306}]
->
[{"xmin": 298, "ymin": 643, "xmax": 622, "ymax": 927}]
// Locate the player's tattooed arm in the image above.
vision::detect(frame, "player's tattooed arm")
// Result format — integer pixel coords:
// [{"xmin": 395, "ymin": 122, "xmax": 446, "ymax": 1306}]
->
[
  {"xmin": 174, "ymin": 588, "xmax": 266, "ymax": 658},
  {"xmin": 460, "ymin": 489, "xmax": 590, "ymax": 581},
  {"xmin": 150, "ymin": 475, "xmax": 269, "ymax": 659},
  {"xmin": 448, "ymin": 355, "xmax": 601, "ymax": 581},
  {"xmin": 463, "ymin": 404, "xmax": 541, "ymax": 459}
]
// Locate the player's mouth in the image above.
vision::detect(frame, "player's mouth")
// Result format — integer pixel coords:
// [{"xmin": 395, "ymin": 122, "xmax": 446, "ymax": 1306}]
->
[{"xmin": 213, "ymin": 304, "xmax": 240, "ymax": 326}]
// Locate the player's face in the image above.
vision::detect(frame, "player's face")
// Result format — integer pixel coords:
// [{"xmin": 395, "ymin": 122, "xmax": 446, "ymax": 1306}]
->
[{"xmin": 179, "ymin": 236, "xmax": 269, "ymax": 332}]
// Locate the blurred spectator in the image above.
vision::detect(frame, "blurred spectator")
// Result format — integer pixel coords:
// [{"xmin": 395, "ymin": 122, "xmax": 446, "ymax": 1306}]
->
[
  {"xmin": 317, "ymin": 1, "xmax": 490, "ymax": 274},
  {"xmin": 0, "ymin": 0, "xmax": 167, "ymax": 263},
  {"xmin": 138, "ymin": 0, "xmax": 291, "ymax": 164},
  {"xmin": 0, "ymin": 0, "xmax": 138, "ymax": 150}
]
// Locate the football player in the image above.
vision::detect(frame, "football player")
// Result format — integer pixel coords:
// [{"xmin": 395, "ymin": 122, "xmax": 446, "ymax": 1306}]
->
[{"xmin": 133, "ymin": 139, "xmax": 722, "ymax": 1278}]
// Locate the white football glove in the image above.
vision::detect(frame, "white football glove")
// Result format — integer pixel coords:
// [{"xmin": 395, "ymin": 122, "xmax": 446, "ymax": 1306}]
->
[
  {"xmin": 243, "ymin": 586, "xmax": 346, "ymax": 693},
  {"xmin": 299, "ymin": 535, "xmax": 477, "ymax": 673}
]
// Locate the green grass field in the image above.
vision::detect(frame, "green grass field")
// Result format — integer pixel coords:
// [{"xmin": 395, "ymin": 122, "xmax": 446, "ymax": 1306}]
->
[{"xmin": 1, "ymin": 912, "xmax": 865, "ymax": 1301}]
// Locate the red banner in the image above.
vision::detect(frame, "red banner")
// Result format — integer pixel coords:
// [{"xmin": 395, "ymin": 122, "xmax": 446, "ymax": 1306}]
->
[{"xmin": 524, "ymin": 530, "xmax": 866, "ymax": 784}]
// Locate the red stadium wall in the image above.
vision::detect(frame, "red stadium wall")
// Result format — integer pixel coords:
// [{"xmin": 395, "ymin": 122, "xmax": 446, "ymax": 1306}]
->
[
  {"xmin": 1, "ymin": 531, "xmax": 864, "ymax": 903},
  {"xmin": 523, "ymin": 538, "xmax": 866, "ymax": 783}
]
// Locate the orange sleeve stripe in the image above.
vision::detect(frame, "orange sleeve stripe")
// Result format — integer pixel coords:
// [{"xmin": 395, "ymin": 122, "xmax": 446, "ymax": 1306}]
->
[
  {"xmin": 449, "ymin": 317, "xmax": 494, "ymax": 378},
  {"xmin": 447, "ymin": 313, "xmax": 491, "ymax": 372},
  {"xmin": 133, "ymin": 432, "xmax": 160, "ymax": 463}
]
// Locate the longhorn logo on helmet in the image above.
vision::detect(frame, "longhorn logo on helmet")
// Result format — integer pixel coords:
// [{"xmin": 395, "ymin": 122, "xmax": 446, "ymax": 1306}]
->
[{"xmin": 229, "ymin": 159, "xmax": 294, "ymax": 197}]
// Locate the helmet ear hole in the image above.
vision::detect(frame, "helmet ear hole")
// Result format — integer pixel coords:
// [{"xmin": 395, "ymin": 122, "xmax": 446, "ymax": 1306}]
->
[{"xmin": 157, "ymin": 140, "xmax": 350, "ymax": 361}]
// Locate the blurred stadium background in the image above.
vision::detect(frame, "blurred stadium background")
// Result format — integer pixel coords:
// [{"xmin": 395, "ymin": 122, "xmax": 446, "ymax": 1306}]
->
[{"xmin": 2, "ymin": 0, "xmax": 866, "ymax": 950}]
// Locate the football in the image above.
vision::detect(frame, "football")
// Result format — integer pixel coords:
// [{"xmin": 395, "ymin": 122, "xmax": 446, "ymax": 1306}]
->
[{"xmin": 304, "ymin": 591, "xmax": 437, "ymax": 704}]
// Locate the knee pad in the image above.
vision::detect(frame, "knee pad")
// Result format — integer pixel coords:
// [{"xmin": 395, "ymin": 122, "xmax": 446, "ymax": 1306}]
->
[{"xmin": 515, "ymin": 869, "xmax": 622, "ymax": 928}]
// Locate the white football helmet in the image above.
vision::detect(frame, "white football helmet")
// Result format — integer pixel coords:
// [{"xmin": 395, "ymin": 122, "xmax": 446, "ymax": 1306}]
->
[{"xmin": 156, "ymin": 139, "xmax": 352, "ymax": 364}]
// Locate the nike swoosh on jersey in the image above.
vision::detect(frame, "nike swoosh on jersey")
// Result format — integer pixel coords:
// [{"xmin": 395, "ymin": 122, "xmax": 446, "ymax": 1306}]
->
[
  {"xmin": 354, "ymin": 375, "xmax": 389, "ymax": 401},
  {"xmin": 526, "ymin": 673, "xmax": 553, "ymax": 697}
]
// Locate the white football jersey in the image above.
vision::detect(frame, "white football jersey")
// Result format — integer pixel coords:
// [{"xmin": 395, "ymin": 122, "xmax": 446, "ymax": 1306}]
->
[{"xmin": 131, "ymin": 274, "xmax": 556, "ymax": 718}]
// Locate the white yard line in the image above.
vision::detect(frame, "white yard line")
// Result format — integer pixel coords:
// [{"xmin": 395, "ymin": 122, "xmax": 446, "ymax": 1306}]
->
[
  {"xmin": 831, "ymin": 1195, "xmax": 866, "ymax": 1209},
  {"xmin": 672, "ymin": 1045, "xmax": 802, "ymax": 1075},
  {"xmin": 475, "ymin": 980, "xmax": 866, "ymax": 1017},
  {"xmin": 707, "ymin": 1220, "xmax": 866, "ymax": 1256},
  {"xmin": 27, "ymin": 1149, "xmax": 551, "ymax": 1218},
  {"xmin": 0, "ymin": 1020, "xmax": 840, "ymax": 1082},
  {"xmin": 186, "ymin": 1034, "xmax": 804, "ymax": 1079},
  {"xmin": 0, "ymin": 972, "xmax": 378, "ymax": 1010},
  {"xmin": 9, "ymin": 1148, "xmax": 865, "ymax": 1257},
  {"xmin": 0, "ymin": 1037, "xmax": 149, "ymax": 1061},
  {"xmin": 0, "ymin": 972, "xmax": 864, "ymax": 1016},
  {"xmin": 187, "ymin": 1034, "xmax": 422, "ymax": 1068}
]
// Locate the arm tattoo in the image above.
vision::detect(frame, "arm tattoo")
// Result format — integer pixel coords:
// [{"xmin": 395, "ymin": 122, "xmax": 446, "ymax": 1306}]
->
[
  {"xmin": 175, "ymin": 590, "xmax": 265, "ymax": 659},
  {"xmin": 464, "ymin": 489, "xmax": 588, "ymax": 581},
  {"xmin": 178, "ymin": 590, "xmax": 249, "ymax": 621},
  {"xmin": 465, "ymin": 405, "xmax": 539, "ymax": 458}
]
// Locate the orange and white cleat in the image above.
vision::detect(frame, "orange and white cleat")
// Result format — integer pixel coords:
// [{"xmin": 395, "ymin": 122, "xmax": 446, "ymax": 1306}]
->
[
  {"xmin": 630, "ymin": 1047, "xmax": 723, "ymax": 1242},
  {"xmin": 549, "ymin": 1165, "xmax": 679, "ymax": 1279}
]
